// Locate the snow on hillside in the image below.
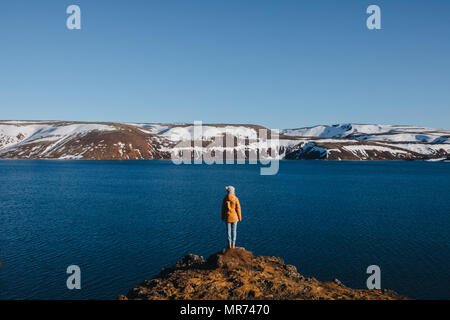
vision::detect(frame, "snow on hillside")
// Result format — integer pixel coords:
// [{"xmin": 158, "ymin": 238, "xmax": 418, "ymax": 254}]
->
[
  {"xmin": 0, "ymin": 122, "xmax": 116, "ymax": 152},
  {"xmin": 342, "ymin": 145, "xmax": 409, "ymax": 156},
  {"xmin": 281, "ymin": 123, "xmax": 400, "ymax": 137},
  {"xmin": 0, "ymin": 121, "xmax": 449, "ymax": 161},
  {"xmin": 124, "ymin": 123, "xmax": 171, "ymax": 134},
  {"xmin": 282, "ymin": 123, "xmax": 357, "ymax": 137},
  {"xmin": 124, "ymin": 123, "xmax": 260, "ymax": 141},
  {"xmin": 384, "ymin": 143, "xmax": 450, "ymax": 155},
  {"xmin": 160, "ymin": 125, "xmax": 259, "ymax": 141},
  {"xmin": 281, "ymin": 123, "xmax": 450, "ymax": 143}
]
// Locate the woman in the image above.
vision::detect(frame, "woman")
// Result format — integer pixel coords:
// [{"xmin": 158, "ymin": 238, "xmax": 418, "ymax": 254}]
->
[{"xmin": 221, "ymin": 186, "xmax": 242, "ymax": 249}]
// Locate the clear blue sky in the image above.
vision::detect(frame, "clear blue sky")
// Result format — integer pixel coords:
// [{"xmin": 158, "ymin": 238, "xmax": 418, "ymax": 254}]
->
[{"xmin": 0, "ymin": 0, "xmax": 449, "ymax": 129}]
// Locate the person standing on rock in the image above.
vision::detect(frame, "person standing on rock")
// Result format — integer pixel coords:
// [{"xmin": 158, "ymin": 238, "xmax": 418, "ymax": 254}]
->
[{"xmin": 222, "ymin": 186, "xmax": 242, "ymax": 249}]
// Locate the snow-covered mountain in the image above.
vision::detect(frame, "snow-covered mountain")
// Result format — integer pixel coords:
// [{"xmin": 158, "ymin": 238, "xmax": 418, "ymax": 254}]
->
[
  {"xmin": 281, "ymin": 123, "xmax": 450, "ymax": 160},
  {"xmin": 281, "ymin": 123, "xmax": 450, "ymax": 143},
  {"xmin": 0, "ymin": 121, "xmax": 449, "ymax": 161}
]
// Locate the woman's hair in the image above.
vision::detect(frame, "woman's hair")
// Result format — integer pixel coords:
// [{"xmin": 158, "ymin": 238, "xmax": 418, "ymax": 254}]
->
[{"xmin": 225, "ymin": 186, "xmax": 235, "ymax": 195}]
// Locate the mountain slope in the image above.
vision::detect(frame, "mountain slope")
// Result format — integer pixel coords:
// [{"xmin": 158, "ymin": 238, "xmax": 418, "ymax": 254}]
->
[
  {"xmin": 1, "ymin": 121, "xmax": 449, "ymax": 161},
  {"xmin": 281, "ymin": 123, "xmax": 450, "ymax": 143}
]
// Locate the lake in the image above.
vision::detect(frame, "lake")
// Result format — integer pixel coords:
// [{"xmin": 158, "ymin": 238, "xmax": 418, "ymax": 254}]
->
[{"xmin": 0, "ymin": 160, "xmax": 449, "ymax": 299}]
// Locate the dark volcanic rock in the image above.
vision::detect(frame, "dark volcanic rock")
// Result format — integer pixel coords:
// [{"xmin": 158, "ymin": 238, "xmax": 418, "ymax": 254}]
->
[
  {"xmin": 174, "ymin": 254, "xmax": 205, "ymax": 269},
  {"xmin": 157, "ymin": 254, "xmax": 206, "ymax": 278}
]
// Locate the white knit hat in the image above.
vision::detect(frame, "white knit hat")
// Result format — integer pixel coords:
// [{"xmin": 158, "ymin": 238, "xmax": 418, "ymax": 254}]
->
[{"xmin": 225, "ymin": 186, "xmax": 235, "ymax": 194}]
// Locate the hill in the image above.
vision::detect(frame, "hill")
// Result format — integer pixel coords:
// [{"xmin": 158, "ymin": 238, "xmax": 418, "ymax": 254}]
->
[
  {"xmin": 1, "ymin": 121, "xmax": 449, "ymax": 161},
  {"xmin": 119, "ymin": 248, "xmax": 407, "ymax": 300}
]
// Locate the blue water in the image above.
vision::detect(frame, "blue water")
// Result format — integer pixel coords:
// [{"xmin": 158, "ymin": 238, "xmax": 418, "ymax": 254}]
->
[{"xmin": 0, "ymin": 160, "xmax": 449, "ymax": 300}]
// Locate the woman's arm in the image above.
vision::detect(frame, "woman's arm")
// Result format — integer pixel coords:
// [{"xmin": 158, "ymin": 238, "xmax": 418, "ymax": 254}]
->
[{"xmin": 236, "ymin": 198, "xmax": 242, "ymax": 221}]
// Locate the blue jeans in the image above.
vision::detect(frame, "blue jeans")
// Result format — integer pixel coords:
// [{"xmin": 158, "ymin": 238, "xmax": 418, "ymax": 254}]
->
[{"xmin": 226, "ymin": 222, "xmax": 237, "ymax": 247}]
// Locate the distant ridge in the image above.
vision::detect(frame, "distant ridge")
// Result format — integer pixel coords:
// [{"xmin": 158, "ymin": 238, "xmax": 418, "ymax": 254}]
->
[{"xmin": 0, "ymin": 120, "xmax": 449, "ymax": 161}]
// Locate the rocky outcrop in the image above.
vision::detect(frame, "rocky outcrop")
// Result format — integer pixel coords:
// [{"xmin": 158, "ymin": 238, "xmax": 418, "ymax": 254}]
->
[
  {"xmin": 285, "ymin": 142, "xmax": 328, "ymax": 160},
  {"xmin": 119, "ymin": 248, "xmax": 407, "ymax": 300}
]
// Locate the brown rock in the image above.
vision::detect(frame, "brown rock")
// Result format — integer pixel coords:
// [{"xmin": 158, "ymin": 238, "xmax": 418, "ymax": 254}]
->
[
  {"xmin": 206, "ymin": 247, "xmax": 254, "ymax": 270},
  {"xmin": 121, "ymin": 248, "xmax": 408, "ymax": 300}
]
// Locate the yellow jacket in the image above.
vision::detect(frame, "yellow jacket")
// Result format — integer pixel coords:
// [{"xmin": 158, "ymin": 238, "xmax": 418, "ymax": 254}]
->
[{"xmin": 222, "ymin": 194, "xmax": 242, "ymax": 223}]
